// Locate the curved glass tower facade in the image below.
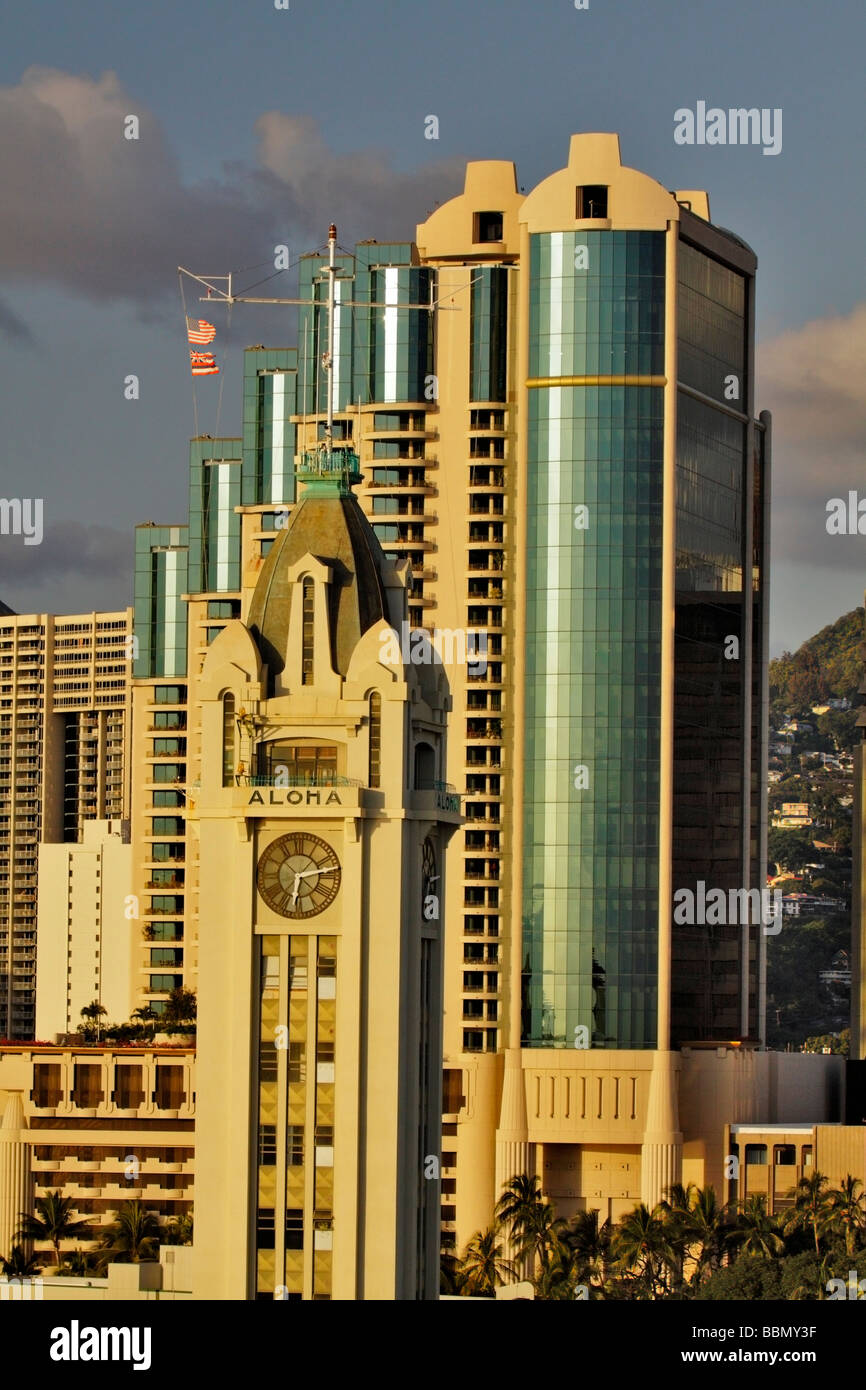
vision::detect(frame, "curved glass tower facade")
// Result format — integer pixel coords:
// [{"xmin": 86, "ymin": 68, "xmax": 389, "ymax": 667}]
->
[{"xmin": 522, "ymin": 230, "xmax": 666, "ymax": 1049}]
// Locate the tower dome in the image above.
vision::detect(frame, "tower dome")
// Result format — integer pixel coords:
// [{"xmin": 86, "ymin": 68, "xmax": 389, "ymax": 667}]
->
[{"xmin": 247, "ymin": 474, "xmax": 391, "ymax": 683}]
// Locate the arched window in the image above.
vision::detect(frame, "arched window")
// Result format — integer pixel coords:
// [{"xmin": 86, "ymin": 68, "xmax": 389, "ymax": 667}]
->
[
  {"xmin": 368, "ymin": 692, "xmax": 381, "ymax": 788},
  {"xmin": 414, "ymin": 741, "xmax": 435, "ymax": 790},
  {"xmin": 222, "ymin": 692, "xmax": 235, "ymax": 786},
  {"xmin": 301, "ymin": 577, "xmax": 314, "ymax": 685}
]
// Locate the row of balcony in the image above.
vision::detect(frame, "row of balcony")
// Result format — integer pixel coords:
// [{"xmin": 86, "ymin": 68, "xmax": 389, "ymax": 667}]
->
[{"xmin": 32, "ymin": 1157, "xmax": 193, "ymax": 1172}]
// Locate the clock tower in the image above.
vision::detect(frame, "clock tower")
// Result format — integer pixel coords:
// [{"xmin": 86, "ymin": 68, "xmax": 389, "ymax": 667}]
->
[{"xmin": 190, "ymin": 446, "xmax": 459, "ymax": 1300}]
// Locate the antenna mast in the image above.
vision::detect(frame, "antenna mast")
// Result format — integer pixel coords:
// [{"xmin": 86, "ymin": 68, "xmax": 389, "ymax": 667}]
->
[{"xmin": 325, "ymin": 223, "xmax": 337, "ymax": 447}]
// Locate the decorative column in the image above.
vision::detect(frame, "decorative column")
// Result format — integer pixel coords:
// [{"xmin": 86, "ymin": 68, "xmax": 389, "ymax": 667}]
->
[
  {"xmin": 0, "ymin": 1094, "xmax": 30, "ymax": 1258},
  {"xmin": 495, "ymin": 1049, "xmax": 534, "ymax": 1272},
  {"xmin": 640, "ymin": 1051, "xmax": 682, "ymax": 1209}
]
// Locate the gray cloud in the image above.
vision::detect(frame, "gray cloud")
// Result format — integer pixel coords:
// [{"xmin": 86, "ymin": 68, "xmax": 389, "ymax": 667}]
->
[
  {"xmin": 757, "ymin": 302, "xmax": 866, "ymax": 574},
  {"xmin": 0, "ymin": 294, "xmax": 35, "ymax": 344},
  {"xmin": 0, "ymin": 68, "xmax": 464, "ymax": 310},
  {"xmin": 0, "ymin": 520, "xmax": 131, "ymax": 591}
]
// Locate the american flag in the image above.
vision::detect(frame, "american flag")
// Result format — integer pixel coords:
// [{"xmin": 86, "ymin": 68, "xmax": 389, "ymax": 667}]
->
[
  {"xmin": 190, "ymin": 351, "xmax": 219, "ymax": 376},
  {"xmin": 186, "ymin": 318, "xmax": 216, "ymax": 345}
]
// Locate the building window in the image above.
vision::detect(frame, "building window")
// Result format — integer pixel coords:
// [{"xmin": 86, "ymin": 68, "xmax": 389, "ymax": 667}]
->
[
  {"xmin": 154, "ymin": 1066, "xmax": 185, "ymax": 1109},
  {"xmin": 32, "ymin": 1063, "xmax": 62, "ymax": 1108},
  {"xmin": 258, "ymin": 742, "xmax": 337, "ymax": 784},
  {"xmin": 414, "ymin": 741, "xmax": 435, "ymax": 790},
  {"xmin": 114, "ymin": 1065, "xmax": 145, "ymax": 1109},
  {"xmin": 801, "ymin": 1145, "xmax": 813, "ymax": 1167},
  {"xmin": 256, "ymin": 1209, "xmax": 276, "ymax": 1250},
  {"xmin": 288, "ymin": 1041, "xmax": 306, "ymax": 1084},
  {"xmin": 258, "ymin": 1125, "xmax": 277, "ymax": 1166},
  {"xmin": 745, "ymin": 1144, "xmax": 768, "ymax": 1166},
  {"xmin": 576, "ymin": 184, "xmax": 608, "ymax": 218},
  {"xmin": 368, "ymin": 692, "xmax": 381, "ymax": 788},
  {"xmin": 442, "ymin": 1069, "xmax": 464, "ymax": 1113},
  {"xmin": 222, "ymin": 692, "xmax": 235, "ymax": 787},
  {"xmin": 72, "ymin": 1065, "xmax": 104, "ymax": 1108},
  {"xmin": 287, "ymin": 1125, "xmax": 304, "ymax": 1167},
  {"xmin": 301, "ymin": 578, "xmax": 314, "ymax": 686},
  {"xmin": 774, "ymin": 1145, "xmax": 796, "ymax": 1165},
  {"xmin": 474, "ymin": 211, "xmax": 503, "ymax": 243},
  {"xmin": 285, "ymin": 1210, "xmax": 304, "ymax": 1250}
]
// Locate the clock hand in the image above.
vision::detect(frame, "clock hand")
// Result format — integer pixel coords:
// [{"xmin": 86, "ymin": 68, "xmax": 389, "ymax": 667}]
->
[
  {"xmin": 294, "ymin": 865, "xmax": 338, "ymax": 880},
  {"xmin": 290, "ymin": 871, "xmax": 302, "ymax": 906}
]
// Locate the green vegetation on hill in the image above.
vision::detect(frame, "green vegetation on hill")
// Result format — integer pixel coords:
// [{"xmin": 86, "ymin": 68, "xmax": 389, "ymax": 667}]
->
[
  {"xmin": 766, "ymin": 607, "xmax": 862, "ymax": 1051},
  {"xmin": 770, "ymin": 607, "xmax": 865, "ymax": 720}
]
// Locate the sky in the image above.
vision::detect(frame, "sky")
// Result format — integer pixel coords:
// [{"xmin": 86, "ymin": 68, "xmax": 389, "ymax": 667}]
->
[{"xmin": 0, "ymin": 0, "xmax": 864, "ymax": 655}]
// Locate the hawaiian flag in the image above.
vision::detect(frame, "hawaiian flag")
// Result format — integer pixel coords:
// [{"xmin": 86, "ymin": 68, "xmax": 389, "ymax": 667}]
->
[
  {"xmin": 190, "ymin": 350, "xmax": 219, "ymax": 376},
  {"xmin": 186, "ymin": 318, "xmax": 216, "ymax": 345}
]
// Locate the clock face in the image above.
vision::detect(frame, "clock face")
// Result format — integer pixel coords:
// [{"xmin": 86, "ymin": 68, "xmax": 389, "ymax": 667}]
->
[{"xmin": 257, "ymin": 832, "xmax": 341, "ymax": 919}]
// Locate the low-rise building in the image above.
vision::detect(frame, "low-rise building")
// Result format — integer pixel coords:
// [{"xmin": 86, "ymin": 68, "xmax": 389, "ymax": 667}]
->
[
  {"xmin": 0, "ymin": 1045, "xmax": 194, "ymax": 1266},
  {"xmin": 725, "ymin": 1122, "xmax": 866, "ymax": 1215}
]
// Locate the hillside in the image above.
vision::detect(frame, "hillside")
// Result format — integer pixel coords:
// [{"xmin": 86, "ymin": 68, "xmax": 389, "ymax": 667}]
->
[
  {"xmin": 770, "ymin": 607, "xmax": 865, "ymax": 715},
  {"xmin": 766, "ymin": 607, "xmax": 862, "ymax": 1051}
]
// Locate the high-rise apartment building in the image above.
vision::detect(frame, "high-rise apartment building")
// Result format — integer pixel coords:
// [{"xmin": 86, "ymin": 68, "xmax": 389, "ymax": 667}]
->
[
  {"xmin": 36, "ymin": 819, "xmax": 134, "ymax": 1040},
  {"xmin": 0, "ymin": 609, "xmax": 132, "ymax": 1038},
  {"xmin": 411, "ymin": 134, "xmax": 770, "ymax": 1242}
]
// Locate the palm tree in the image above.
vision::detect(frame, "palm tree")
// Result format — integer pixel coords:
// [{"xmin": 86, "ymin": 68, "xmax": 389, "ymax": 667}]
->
[
  {"xmin": 494, "ymin": 1173, "xmax": 544, "ymax": 1245},
  {"xmin": 612, "ymin": 1203, "xmax": 676, "ymax": 1298},
  {"xmin": 460, "ymin": 1228, "xmax": 516, "ymax": 1297},
  {"xmin": 661, "ymin": 1182, "xmax": 698, "ymax": 1216},
  {"xmin": 519, "ymin": 1199, "xmax": 569, "ymax": 1279},
  {"xmin": 785, "ymin": 1171, "xmax": 833, "ymax": 1255},
  {"xmin": 494, "ymin": 1173, "xmax": 568, "ymax": 1277},
  {"xmin": 162, "ymin": 1212, "xmax": 193, "ymax": 1246},
  {"xmin": 495, "ymin": 1172, "xmax": 543, "ymax": 1276},
  {"xmin": 562, "ymin": 1207, "xmax": 611, "ymax": 1293},
  {"xmin": 164, "ymin": 987, "xmax": 196, "ymax": 1025},
  {"xmin": 729, "ymin": 1194, "xmax": 785, "ymax": 1259},
  {"xmin": 58, "ymin": 1249, "xmax": 98, "ymax": 1277},
  {"xmin": 827, "ymin": 1175, "xmax": 865, "ymax": 1257},
  {"xmin": 658, "ymin": 1183, "xmax": 696, "ymax": 1291},
  {"xmin": 80, "ymin": 1000, "xmax": 107, "ymax": 1042},
  {"xmin": 95, "ymin": 1201, "xmax": 160, "ymax": 1266},
  {"xmin": 682, "ymin": 1186, "xmax": 729, "ymax": 1287},
  {"xmin": 534, "ymin": 1242, "xmax": 578, "ymax": 1300},
  {"xmin": 17, "ymin": 1192, "xmax": 94, "ymax": 1267},
  {"xmin": 440, "ymin": 1251, "xmax": 469, "ymax": 1296},
  {"xmin": 1, "ymin": 1245, "xmax": 42, "ymax": 1277}
]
